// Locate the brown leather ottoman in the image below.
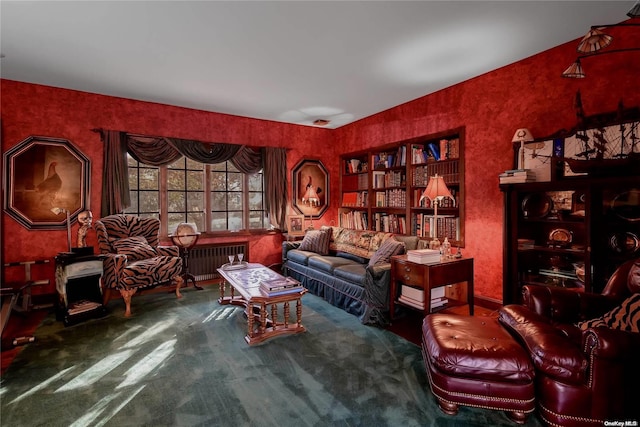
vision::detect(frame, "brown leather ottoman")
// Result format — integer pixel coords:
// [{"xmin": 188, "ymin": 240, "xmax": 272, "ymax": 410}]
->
[{"xmin": 421, "ymin": 314, "xmax": 535, "ymax": 424}]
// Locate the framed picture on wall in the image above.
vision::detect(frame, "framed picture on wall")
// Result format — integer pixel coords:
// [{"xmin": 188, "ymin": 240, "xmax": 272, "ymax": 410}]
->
[
  {"xmin": 3, "ymin": 136, "xmax": 91, "ymax": 230},
  {"xmin": 292, "ymin": 158, "xmax": 329, "ymax": 219},
  {"xmin": 286, "ymin": 214, "xmax": 305, "ymax": 236}
]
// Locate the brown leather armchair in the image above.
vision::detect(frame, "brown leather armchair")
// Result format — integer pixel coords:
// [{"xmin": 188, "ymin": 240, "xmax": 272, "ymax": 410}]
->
[{"xmin": 499, "ymin": 258, "xmax": 640, "ymax": 426}]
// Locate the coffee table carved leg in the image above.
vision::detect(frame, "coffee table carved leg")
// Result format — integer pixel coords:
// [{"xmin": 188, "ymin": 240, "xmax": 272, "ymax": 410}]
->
[
  {"xmin": 271, "ymin": 304, "xmax": 278, "ymax": 330},
  {"xmin": 284, "ymin": 301, "xmax": 290, "ymax": 328},
  {"xmin": 296, "ymin": 299, "xmax": 302, "ymax": 325},
  {"xmin": 247, "ymin": 306, "xmax": 254, "ymax": 338},
  {"xmin": 259, "ymin": 303, "xmax": 267, "ymax": 334}
]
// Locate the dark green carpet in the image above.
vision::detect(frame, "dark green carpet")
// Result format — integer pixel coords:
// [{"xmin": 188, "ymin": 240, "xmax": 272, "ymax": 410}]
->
[{"xmin": 0, "ymin": 288, "xmax": 543, "ymax": 426}]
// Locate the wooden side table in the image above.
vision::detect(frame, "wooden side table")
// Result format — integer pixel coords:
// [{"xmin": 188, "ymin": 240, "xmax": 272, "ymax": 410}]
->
[{"xmin": 390, "ymin": 255, "xmax": 474, "ymax": 320}]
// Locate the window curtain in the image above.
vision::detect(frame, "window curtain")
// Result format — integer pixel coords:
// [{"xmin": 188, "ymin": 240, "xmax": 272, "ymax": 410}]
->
[{"xmin": 99, "ymin": 130, "xmax": 287, "ymax": 229}]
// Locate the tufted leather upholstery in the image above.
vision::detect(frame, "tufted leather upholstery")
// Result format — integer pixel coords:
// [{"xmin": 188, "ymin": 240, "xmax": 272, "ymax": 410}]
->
[
  {"xmin": 95, "ymin": 214, "xmax": 183, "ymax": 317},
  {"xmin": 499, "ymin": 258, "xmax": 640, "ymax": 427},
  {"xmin": 421, "ymin": 314, "xmax": 536, "ymax": 424}
]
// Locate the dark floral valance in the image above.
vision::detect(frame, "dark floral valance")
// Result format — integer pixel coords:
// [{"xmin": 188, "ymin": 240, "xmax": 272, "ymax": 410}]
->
[{"xmin": 98, "ymin": 130, "xmax": 287, "ymax": 230}]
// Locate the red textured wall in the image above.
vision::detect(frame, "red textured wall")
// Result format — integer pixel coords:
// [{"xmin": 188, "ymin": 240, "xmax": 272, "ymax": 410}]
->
[
  {"xmin": 334, "ymin": 25, "xmax": 640, "ymax": 300},
  {"xmin": 2, "ymin": 21, "xmax": 639, "ymax": 301}
]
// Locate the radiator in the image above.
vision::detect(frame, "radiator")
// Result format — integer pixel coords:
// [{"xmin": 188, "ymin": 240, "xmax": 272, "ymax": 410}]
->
[{"xmin": 189, "ymin": 242, "xmax": 249, "ymax": 281}]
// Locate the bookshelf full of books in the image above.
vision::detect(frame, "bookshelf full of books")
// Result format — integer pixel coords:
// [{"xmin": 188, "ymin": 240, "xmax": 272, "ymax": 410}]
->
[{"xmin": 339, "ymin": 127, "xmax": 465, "ymax": 246}]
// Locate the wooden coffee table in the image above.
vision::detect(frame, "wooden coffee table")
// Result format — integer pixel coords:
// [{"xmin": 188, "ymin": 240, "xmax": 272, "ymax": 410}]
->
[{"xmin": 217, "ymin": 262, "xmax": 307, "ymax": 345}]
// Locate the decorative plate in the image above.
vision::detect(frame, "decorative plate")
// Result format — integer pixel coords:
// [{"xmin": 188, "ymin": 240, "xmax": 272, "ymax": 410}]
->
[
  {"xmin": 609, "ymin": 232, "xmax": 640, "ymax": 254},
  {"xmin": 548, "ymin": 228, "xmax": 572, "ymax": 247},
  {"xmin": 611, "ymin": 190, "xmax": 640, "ymax": 222},
  {"xmin": 521, "ymin": 193, "xmax": 552, "ymax": 219}
]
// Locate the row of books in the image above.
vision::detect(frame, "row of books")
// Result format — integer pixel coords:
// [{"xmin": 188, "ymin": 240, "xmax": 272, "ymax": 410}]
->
[
  {"xmin": 399, "ymin": 285, "xmax": 448, "ymax": 310},
  {"xmin": 372, "ymin": 145, "xmax": 407, "ymax": 169},
  {"xmin": 341, "ymin": 191, "xmax": 368, "ymax": 207},
  {"xmin": 372, "ymin": 170, "xmax": 405, "ymax": 189},
  {"xmin": 260, "ymin": 277, "xmax": 304, "ymax": 296},
  {"xmin": 372, "ymin": 213, "xmax": 407, "ymax": 234},
  {"xmin": 339, "ymin": 210, "xmax": 369, "ymax": 230},
  {"xmin": 413, "ymin": 163, "xmax": 460, "ymax": 186},
  {"xmin": 499, "ymin": 169, "xmax": 535, "ymax": 184},
  {"xmin": 412, "ymin": 188, "xmax": 458, "ymax": 209},
  {"xmin": 412, "ymin": 214, "xmax": 460, "ymax": 240},
  {"xmin": 410, "ymin": 138, "xmax": 460, "ymax": 164},
  {"xmin": 373, "ymin": 189, "xmax": 407, "ymax": 208},
  {"xmin": 344, "ymin": 158, "xmax": 369, "ymax": 174}
]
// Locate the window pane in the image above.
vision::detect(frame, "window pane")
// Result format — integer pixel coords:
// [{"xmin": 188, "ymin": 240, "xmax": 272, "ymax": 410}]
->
[
  {"xmin": 186, "ymin": 158, "xmax": 203, "ymax": 170},
  {"xmin": 210, "ymin": 162, "xmax": 225, "ymax": 172},
  {"xmin": 227, "ymin": 192, "xmax": 242, "ymax": 210},
  {"xmin": 167, "ymin": 169, "xmax": 185, "ymax": 190},
  {"xmin": 249, "ymin": 192, "xmax": 263, "ymax": 210},
  {"xmin": 168, "ymin": 192, "xmax": 186, "ymax": 211},
  {"xmin": 228, "ymin": 162, "xmax": 239, "ymax": 173},
  {"xmin": 249, "ymin": 211, "xmax": 267, "ymax": 229},
  {"xmin": 140, "ymin": 168, "xmax": 158, "ymax": 190},
  {"xmin": 187, "ymin": 171, "xmax": 203, "ymax": 191},
  {"xmin": 210, "ymin": 192, "xmax": 226, "ymax": 210},
  {"xmin": 248, "ymin": 173, "xmax": 263, "ymax": 191},
  {"xmin": 210, "ymin": 172, "xmax": 227, "ymax": 191},
  {"xmin": 125, "ymin": 195, "xmax": 138, "ymax": 213},
  {"xmin": 167, "ymin": 213, "xmax": 184, "ymax": 234},
  {"xmin": 210, "ymin": 212, "xmax": 227, "ymax": 231},
  {"xmin": 140, "ymin": 191, "xmax": 159, "ymax": 212},
  {"xmin": 187, "ymin": 192, "xmax": 204, "ymax": 212},
  {"xmin": 228, "ymin": 172, "xmax": 243, "ymax": 191},
  {"xmin": 228, "ymin": 212, "xmax": 242, "ymax": 230},
  {"xmin": 187, "ymin": 212, "xmax": 205, "ymax": 232}
]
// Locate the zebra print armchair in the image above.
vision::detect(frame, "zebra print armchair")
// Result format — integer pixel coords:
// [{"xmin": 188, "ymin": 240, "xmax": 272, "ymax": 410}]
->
[{"xmin": 95, "ymin": 214, "xmax": 183, "ymax": 317}]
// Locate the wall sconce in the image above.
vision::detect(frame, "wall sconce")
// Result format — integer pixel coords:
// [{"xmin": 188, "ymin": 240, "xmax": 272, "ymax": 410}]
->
[
  {"xmin": 562, "ymin": 3, "xmax": 640, "ymax": 78},
  {"xmin": 51, "ymin": 207, "xmax": 72, "ymax": 252},
  {"xmin": 420, "ymin": 174, "xmax": 455, "ymax": 243}
]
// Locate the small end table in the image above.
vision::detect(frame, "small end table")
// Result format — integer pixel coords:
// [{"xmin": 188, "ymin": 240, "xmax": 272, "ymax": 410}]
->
[{"xmin": 390, "ymin": 255, "xmax": 474, "ymax": 320}]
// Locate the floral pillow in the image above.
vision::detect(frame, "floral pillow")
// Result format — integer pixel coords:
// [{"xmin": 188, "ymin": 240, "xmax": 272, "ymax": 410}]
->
[{"xmin": 112, "ymin": 236, "xmax": 157, "ymax": 261}]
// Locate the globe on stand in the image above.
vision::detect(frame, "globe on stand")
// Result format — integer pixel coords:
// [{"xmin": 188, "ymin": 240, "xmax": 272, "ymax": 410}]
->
[{"xmin": 169, "ymin": 223, "xmax": 203, "ymax": 290}]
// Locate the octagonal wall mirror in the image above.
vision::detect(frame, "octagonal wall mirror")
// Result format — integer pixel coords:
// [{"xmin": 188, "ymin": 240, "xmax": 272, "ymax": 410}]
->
[{"xmin": 3, "ymin": 136, "xmax": 91, "ymax": 229}]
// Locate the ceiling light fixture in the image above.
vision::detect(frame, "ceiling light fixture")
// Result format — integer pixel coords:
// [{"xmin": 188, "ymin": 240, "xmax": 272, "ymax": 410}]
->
[
  {"xmin": 562, "ymin": 7, "xmax": 640, "ymax": 79},
  {"xmin": 313, "ymin": 119, "xmax": 330, "ymax": 126}
]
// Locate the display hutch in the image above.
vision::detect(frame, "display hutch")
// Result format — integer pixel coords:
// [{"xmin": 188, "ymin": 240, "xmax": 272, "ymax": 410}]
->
[
  {"xmin": 339, "ymin": 127, "xmax": 465, "ymax": 247},
  {"xmin": 501, "ymin": 101, "xmax": 639, "ymax": 304}
]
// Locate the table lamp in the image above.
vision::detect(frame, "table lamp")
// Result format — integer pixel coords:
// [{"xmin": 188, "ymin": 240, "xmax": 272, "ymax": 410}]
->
[
  {"xmin": 51, "ymin": 207, "xmax": 72, "ymax": 252},
  {"xmin": 512, "ymin": 128, "xmax": 534, "ymax": 170},
  {"xmin": 420, "ymin": 174, "xmax": 455, "ymax": 243}
]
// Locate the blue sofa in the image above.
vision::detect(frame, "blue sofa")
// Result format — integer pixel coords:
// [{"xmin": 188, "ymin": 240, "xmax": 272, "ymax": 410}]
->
[{"xmin": 282, "ymin": 226, "xmax": 418, "ymax": 326}]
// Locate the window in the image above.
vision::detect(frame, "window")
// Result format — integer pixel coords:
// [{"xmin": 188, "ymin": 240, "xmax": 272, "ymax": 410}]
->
[{"xmin": 125, "ymin": 154, "xmax": 267, "ymax": 235}]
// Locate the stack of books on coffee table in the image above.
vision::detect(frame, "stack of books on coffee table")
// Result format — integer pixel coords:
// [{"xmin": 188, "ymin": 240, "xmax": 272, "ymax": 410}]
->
[
  {"xmin": 407, "ymin": 249, "xmax": 441, "ymax": 264},
  {"xmin": 260, "ymin": 277, "xmax": 303, "ymax": 296}
]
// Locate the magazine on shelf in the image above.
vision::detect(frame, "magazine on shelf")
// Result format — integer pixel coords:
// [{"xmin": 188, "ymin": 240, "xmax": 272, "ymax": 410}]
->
[{"xmin": 260, "ymin": 284, "xmax": 304, "ymax": 296}]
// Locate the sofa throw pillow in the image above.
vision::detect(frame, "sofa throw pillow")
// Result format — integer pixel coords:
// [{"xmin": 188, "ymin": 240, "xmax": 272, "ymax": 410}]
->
[
  {"xmin": 368, "ymin": 237, "xmax": 405, "ymax": 267},
  {"xmin": 298, "ymin": 229, "xmax": 331, "ymax": 255},
  {"xmin": 577, "ymin": 293, "xmax": 640, "ymax": 333},
  {"xmin": 112, "ymin": 236, "xmax": 157, "ymax": 261}
]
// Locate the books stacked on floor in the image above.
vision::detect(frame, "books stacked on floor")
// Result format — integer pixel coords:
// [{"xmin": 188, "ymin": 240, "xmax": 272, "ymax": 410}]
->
[
  {"xmin": 407, "ymin": 249, "xmax": 441, "ymax": 264},
  {"xmin": 260, "ymin": 277, "xmax": 304, "ymax": 296},
  {"xmin": 499, "ymin": 169, "xmax": 535, "ymax": 184},
  {"xmin": 398, "ymin": 285, "xmax": 448, "ymax": 310}
]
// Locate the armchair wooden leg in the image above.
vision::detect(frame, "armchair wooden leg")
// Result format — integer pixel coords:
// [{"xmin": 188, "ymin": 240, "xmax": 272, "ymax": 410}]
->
[
  {"xmin": 174, "ymin": 276, "xmax": 183, "ymax": 299},
  {"xmin": 119, "ymin": 288, "xmax": 137, "ymax": 317}
]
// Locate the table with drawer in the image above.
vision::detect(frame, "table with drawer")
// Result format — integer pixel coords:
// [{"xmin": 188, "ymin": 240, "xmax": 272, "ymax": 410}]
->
[{"xmin": 390, "ymin": 255, "xmax": 474, "ymax": 320}]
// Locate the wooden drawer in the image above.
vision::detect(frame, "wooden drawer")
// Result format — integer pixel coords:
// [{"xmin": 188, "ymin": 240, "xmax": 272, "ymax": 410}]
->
[{"xmin": 393, "ymin": 260, "xmax": 425, "ymax": 286}]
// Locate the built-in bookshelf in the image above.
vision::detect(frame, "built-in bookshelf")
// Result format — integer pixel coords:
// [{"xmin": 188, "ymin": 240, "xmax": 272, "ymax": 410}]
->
[{"xmin": 339, "ymin": 127, "xmax": 465, "ymax": 246}]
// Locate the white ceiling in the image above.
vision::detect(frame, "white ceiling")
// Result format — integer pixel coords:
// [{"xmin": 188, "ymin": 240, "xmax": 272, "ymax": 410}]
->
[{"xmin": 1, "ymin": 1, "xmax": 635, "ymax": 128}]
